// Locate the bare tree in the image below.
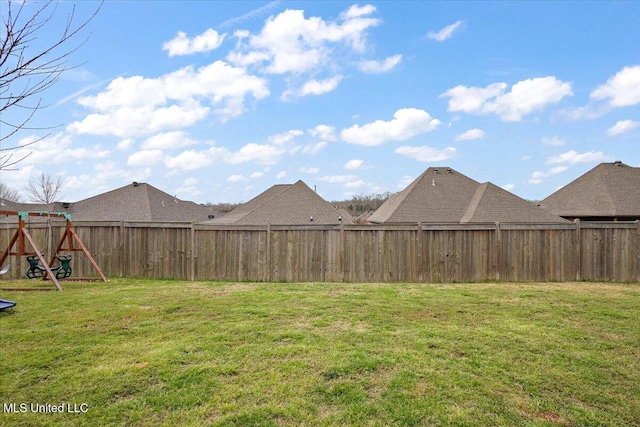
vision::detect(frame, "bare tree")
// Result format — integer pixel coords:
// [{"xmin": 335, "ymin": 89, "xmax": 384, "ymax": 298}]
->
[
  {"xmin": 25, "ymin": 172, "xmax": 63, "ymax": 204},
  {"xmin": 0, "ymin": 181, "xmax": 23, "ymax": 202},
  {"xmin": 0, "ymin": 0, "xmax": 101, "ymax": 170}
]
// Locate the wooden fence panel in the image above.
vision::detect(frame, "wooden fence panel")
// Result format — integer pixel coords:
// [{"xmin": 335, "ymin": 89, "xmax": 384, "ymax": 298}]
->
[
  {"xmin": 580, "ymin": 224, "xmax": 638, "ymax": 282},
  {"xmin": 342, "ymin": 228, "xmax": 377, "ymax": 282},
  {"xmin": 72, "ymin": 223, "xmax": 122, "ymax": 278},
  {"xmin": 2, "ymin": 221, "xmax": 639, "ymax": 283},
  {"xmin": 420, "ymin": 229, "xmax": 494, "ymax": 283},
  {"xmin": 500, "ymin": 227, "xmax": 576, "ymax": 282},
  {"xmin": 270, "ymin": 228, "xmax": 335, "ymax": 282},
  {"xmin": 195, "ymin": 228, "xmax": 267, "ymax": 281}
]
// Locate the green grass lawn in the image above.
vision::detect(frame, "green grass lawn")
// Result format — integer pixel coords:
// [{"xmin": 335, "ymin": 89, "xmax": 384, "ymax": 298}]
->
[{"xmin": 1, "ymin": 279, "xmax": 639, "ymax": 426}]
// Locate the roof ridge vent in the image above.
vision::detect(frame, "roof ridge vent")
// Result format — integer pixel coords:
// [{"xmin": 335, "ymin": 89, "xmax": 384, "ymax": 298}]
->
[{"xmin": 614, "ymin": 160, "xmax": 622, "ymax": 167}]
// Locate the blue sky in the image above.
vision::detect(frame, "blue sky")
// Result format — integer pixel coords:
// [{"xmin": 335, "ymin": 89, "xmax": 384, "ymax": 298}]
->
[{"xmin": 2, "ymin": 1, "xmax": 639, "ymax": 204}]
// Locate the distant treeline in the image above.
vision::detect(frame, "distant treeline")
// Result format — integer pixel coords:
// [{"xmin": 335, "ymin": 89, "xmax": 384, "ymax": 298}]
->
[
  {"xmin": 206, "ymin": 192, "xmax": 391, "ymax": 217},
  {"xmin": 331, "ymin": 192, "xmax": 391, "ymax": 216}
]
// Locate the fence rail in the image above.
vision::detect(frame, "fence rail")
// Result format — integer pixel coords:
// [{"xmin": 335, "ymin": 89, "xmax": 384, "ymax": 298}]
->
[{"xmin": 1, "ymin": 220, "xmax": 638, "ymax": 283}]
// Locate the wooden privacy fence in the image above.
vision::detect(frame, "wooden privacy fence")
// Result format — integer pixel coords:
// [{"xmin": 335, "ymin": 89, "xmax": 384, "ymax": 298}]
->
[{"xmin": 1, "ymin": 220, "xmax": 639, "ymax": 283}]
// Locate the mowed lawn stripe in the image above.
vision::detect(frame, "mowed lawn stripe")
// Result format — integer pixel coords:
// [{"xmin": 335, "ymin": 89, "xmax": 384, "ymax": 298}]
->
[{"xmin": 1, "ymin": 279, "xmax": 639, "ymax": 426}]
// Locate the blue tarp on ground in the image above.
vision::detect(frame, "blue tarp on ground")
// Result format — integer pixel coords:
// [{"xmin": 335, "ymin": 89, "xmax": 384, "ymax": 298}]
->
[{"xmin": 0, "ymin": 298, "xmax": 16, "ymax": 310}]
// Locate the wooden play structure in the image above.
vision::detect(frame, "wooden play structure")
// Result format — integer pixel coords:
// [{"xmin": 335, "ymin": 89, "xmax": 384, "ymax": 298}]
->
[{"xmin": 0, "ymin": 210, "xmax": 107, "ymax": 290}]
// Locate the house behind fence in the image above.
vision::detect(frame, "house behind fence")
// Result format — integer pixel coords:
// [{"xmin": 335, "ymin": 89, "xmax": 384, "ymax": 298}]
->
[
  {"xmin": 1, "ymin": 221, "xmax": 638, "ymax": 283},
  {"xmin": 1, "ymin": 162, "xmax": 639, "ymax": 284}
]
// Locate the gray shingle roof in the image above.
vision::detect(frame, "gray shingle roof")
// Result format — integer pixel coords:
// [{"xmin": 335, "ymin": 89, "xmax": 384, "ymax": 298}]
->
[
  {"xmin": 69, "ymin": 182, "xmax": 216, "ymax": 222},
  {"xmin": 203, "ymin": 180, "xmax": 352, "ymax": 225},
  {"xmin": 539, "ymin": 161, "xmax": 640, "ymax": 219},
  {"xmin": 369, "ymin": 167, "xmax": 568, "ymax": 224},
  {"xmin": 1, "ymin": 182, "xmax": 216, "ymax": 222}
]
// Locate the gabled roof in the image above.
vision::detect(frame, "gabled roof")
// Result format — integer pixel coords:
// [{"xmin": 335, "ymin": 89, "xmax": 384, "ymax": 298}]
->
[
  {"xmin": 539, "ymin": 161, "xmax": 640, "ymax": 218},
  {"xmin": 68, "ymin": 182, "xmax": 216, "ymax": 222},
  {"xmin": 0, "ymin": 182, "xmax": 215, "ymax": 222},
  {"xmin": 461, "ymin": 182, "xmax": 568, "ymax": 223},
  {"xmin": 368, "ymin": 167, "xmax": 567, "ymax": 224},
  {"xmin": 204, "ymin": 180, "xmax": 351, "ymax": 225}
]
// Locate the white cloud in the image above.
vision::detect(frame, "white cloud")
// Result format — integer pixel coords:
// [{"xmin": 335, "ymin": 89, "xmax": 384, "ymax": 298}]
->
[
  {"xmin": 340, "ymin": 4, "xmax": 377, "ymax": 19},
  {"xmin": 68, "ymin": 102, "xmax": 211, "ymax": 138},
  {"xmin": 127, "ymin": 149, "xmax": 164, "ymax": 167},
  {"xmin": 341, "ymin": 108, "xmax": 441, "ymax": 146},
  {"xmin": 164, "ymin": 146, "xmax": 228, "ymax": 172},
  {"xmin": 428, "ymin": 20, "xmax": 463, "ymax": 41},
  {"xmin": 541, "ymin": 136, "xmax": 566, "ymax": 146},
  {"xmin": 227, "ymin": 5, "xmax": 381, "ymax": 81},
  {"xmin": 226, "ymin": 142, "xmax": 285, "ymax": 165},
  {"xmin": 165, "ymin": 150, "xmax": 213, "ymax": 171},
  {"xmin": 163, "ymin": 29, "xmax": 226, "ymax": 57},
  {"xmin": 141, "ymin": 131, "xmax": 198, "ymax": 150},
  {"xmin": 227, "ymin": 174, "xmax": 246, "ymax": 182},
  {"xmin": 301, "ymin": 141, "xmax": 327, "ymax": 155},
  {"xmin": 300, "ymin": 75, "xmax": 343, "ymax": 96},
  {"xmin": 318, "ymin": 174, "xmax": 364, "ymax": 188},
  {"xmin": 344, "ymin": 179, "xmax": 365, "ymax": 189},
  {"xmin": 394, "ymin": 146, "xmax": 456, "ymax": 162},
  {"xmin": 69, "ymin": 61, "xmax": 269, "ymax": 138},
  {"xmin": 276, "ymin": 171, "xmax": 287, "ymax": 179},
  {"xmin": 557, "ymin": 102, "xmax": 612, "ymax": 121},
  {"xmin": 545, "ymin": 150, "xmax": 606, "ymax": 165},
  {"xmin": 267, "ymin": 129, "xmax": 303, "ymax": 145},
  {"xmin": 591, "ymin": 65, "xmax": 640, "ymax": 107},
  {"xmin": 397, "ymin": 175, "xmax": 415, "ymax": 189},
  {"xmin": 441, "ymin": 83, "xmax": 507, "ymax": 114},
  {"xmin": 176, "ymin": 177, "xmax": 202, "ymax": 198},
  {"xmin": 528, "ymin": 166, "xmax": 568, "ymax": 184},
  {"xmin": 607, "ymin": 119, "xmax": 639, "ymax": 136},
  {"xmin": 358, "ymin": 54, "xmax": 402, "ymax": 74},
  {"xmin": 249, "ymin": 171, "xmax": 264, "ymax": 179},
  {"xmin": 318, "ymin": 175, "xmax": 356, "ymax": 184},
  {"xmin": 344, "ymin": 159, "xmax": 364, "ymax": 170},
  {"xmin": 455, "ymin": 128, "xmax": 484, "ymax": 141},
  {"xmin": 308, "ymin": 124, "xmax": 337, "ymax": 141},
  {"xmin": 183, "ymin": 177, "xmax": 198, "ymax": 186},
  {"xmin": 117, "ymin": 138, "xmax": 134, "ymax": 151},
  {"xmin": 300, "ymin": 166, "xmax": 319, "ymax": 174},
  {"xmin": 441, "ymin": 76, "xmax": 573, "ymax": 121},
  {"xmin": 282, "ymin": 75, "xmax": 342, "ymax": 100},
  {"xmin": 229, "ymin": 6, "xmax": 380, "ymax": 75},
  {"xmin": 502, "ymin": 184, "xmax": 515, "ymax": 191},
  {"xmin": 64, "ymin": 161, "xmax": 152, "ymax": 199},
  {"xmin": 10, "ymin": 133, "xmax": 110, "ymax": 167}
]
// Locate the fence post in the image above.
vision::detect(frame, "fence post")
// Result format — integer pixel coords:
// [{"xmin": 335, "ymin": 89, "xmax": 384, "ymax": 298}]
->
[
  {"xmin": 575, "ymin": 219, "xmax": 581, "ymax": 282},
  {"xmin": 190, "ymin": 222, "xmax": 195, "ymax": 281},
  {"xmin": 119, "ymin": 220, "xmax": 125, "ymax": 277},
  {"xmin": 340, "ymin": 223, "xmax": 345, "ymax": 282},
  {"xmin": 636, "ymin": 220, "xmax": 640, "ymax": 283},
  {"xmin": 495, "ymin": 222, "xmax": 501, "ymax": 281},
  {"xmin": 417, "ymin": 222, "xmax": 423, "ymax": 282},
  {"xmin": 266, "ymin": 224, "xmax": 272, "ymax": 282}
]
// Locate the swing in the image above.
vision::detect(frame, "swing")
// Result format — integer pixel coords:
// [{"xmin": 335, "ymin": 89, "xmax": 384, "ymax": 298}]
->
[
  {"xmin": 0, "ymin": 216, "xmax": 9, "ymax": 274},
  {"xmin": 26, "ymin": 254, "xmax": 72, "ymax": 279},
  {"xmin": 24, "ymin": 216, "xmax": 72, "ymax": 279},
  {"xmin": 0, "ymin": 216, "xmax": 15, "ymax": 309},
  {"xmin": 0, "ymin": 210, "xmax": 107, "ymax": 291}
]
